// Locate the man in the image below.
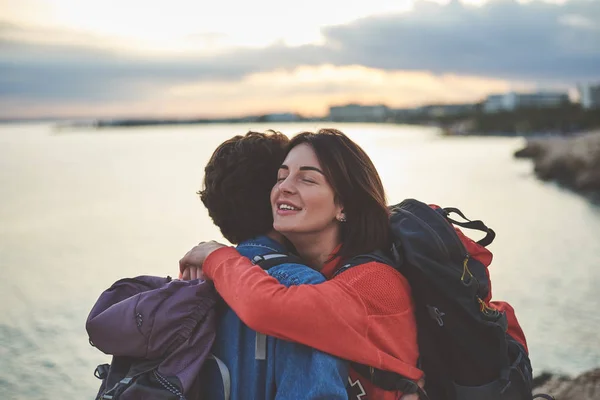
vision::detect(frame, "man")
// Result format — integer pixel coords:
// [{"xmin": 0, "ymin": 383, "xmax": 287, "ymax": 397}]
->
[{"xmin": 183, "ymin": 131, "xmax": 349, "ymax": 399}]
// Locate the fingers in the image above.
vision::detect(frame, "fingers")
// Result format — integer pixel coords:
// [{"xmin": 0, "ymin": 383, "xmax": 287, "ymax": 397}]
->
[
  {"xmin": 180, "ymin": 240, "xmax": 228, "ymax": 279},
  {"xmin": 179, "ymin": 248, "xmax": 193, "ymax": 274},
  {"xmin": 180, "ymin": 266, "xmax": 201, "ymax": 281},
  {"xmin": 180, "ymin": 267, "xmax": 202, "ymax": 281}
]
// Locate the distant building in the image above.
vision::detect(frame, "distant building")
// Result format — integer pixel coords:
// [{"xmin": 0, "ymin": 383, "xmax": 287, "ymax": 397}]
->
[
  {"xmin": 483, "ymin": 91, "xmax": 570, "ymax": 113},
  {"xmin": 416, "ymin": 104, "xmax": 476, "ymax": 118},
  {"xmin": 482, "ymin": 95, "xmax": 509, "ymax": 113},
  {"xmin": 392, "ymin": 108, "xmax": 423, "ymax": 119},
  {"xmin": 263, "ymin": 113, "xmax": 301, "ymax": 122},
  {"xmin": 328, "ymin": 104, "xmax": 389, "ymax": 122},
  {"xmin": 578, "ymin": 83, "xmax": 600, "ymax": 109}
]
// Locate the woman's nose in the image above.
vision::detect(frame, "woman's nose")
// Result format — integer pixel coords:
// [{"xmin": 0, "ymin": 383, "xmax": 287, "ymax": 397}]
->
[{"xmin": 277, "ymin": 176, "xmax": 296, "ymax": 194}]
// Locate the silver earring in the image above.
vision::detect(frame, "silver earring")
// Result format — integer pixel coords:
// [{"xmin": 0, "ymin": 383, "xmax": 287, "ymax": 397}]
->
[{"xmin": 337, "ymin": 214, "xmax": 347, "ymax": 223}]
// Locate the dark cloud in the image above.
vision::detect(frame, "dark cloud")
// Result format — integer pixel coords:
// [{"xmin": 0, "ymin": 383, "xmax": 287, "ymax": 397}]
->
[
  {"xmin": 0, "ymin": 38, "xmax": 251, "ymax": 102},
  {"xmin": 322, "ymin": 0, "xmax": 600, "ymax": 80},
  {"xmin": 1, "ymin": 0, "xmax": 599, "ymax": 107}
]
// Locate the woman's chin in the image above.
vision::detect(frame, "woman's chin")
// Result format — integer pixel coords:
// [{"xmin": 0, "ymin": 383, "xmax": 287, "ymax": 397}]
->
[
  {"xmin": 274, "ymin": 225, "xmax": 293, "ymax": 235},
  {"xmin": 274, "ymin": 222, "xmax": 300, "ymax": 236}
]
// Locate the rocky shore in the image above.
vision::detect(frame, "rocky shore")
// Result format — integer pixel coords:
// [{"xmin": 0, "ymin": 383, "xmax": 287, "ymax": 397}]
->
[
  {"xmin": 514, "ymin": 131, "xmax": 600, "ymax": 195},
  {"xmin": 532, "ymin": 368, "xmax": 600, "ymax": 399}
]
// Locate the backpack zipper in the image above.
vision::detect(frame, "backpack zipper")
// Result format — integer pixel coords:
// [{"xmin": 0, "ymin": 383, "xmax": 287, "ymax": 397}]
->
[{"xmin": 153, "ymin": 370, "xmax": 185, "ymax": 400}]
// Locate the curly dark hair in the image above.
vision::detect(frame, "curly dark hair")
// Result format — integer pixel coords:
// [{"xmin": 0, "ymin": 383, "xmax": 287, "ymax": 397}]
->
[{"xmin": 199, "ymin": 130, "xmax": 290, "ymax": 244}]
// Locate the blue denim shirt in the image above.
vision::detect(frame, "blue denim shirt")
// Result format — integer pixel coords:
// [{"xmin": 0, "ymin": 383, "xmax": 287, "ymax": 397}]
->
[{"xmin": 206, "ymin": 235, "xmax": 348, "ymax": 400}]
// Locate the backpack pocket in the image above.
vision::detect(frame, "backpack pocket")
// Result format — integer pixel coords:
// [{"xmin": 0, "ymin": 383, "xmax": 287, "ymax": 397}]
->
[{"xmin": 453, "ymin": 338, "xmax": 533, "ymax": 400}]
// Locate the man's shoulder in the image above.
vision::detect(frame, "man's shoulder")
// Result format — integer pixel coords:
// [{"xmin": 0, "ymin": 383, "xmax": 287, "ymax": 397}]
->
[{"xmin": 236, "ymin": 235, "xmax": 286, "ymax": 258}]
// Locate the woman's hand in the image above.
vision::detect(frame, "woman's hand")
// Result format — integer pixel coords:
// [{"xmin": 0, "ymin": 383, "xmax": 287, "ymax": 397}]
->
[
  {"xmin": 178, "ymin": 240, "xmax": 228, "ymax": 280},
  {"xmin": 180, "ymin": 265, "xmax": 204, "ymax": 280}
]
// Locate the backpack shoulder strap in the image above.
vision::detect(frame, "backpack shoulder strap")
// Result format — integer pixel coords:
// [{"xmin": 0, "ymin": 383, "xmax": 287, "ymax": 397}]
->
[
  {"xmin": 333, "ymin": 250, "xmax": 396, "ymax": 278},
  {"xmin": 351, "ymin": 363, "xmax": 429, "ymax": 399},
  {"xmin": 207, "ymin": 354, "xmax": 231, "ymax": 400},
  {"xmin": 251, "ymin": 253, "xmax": 307, "ymax": 364},
  {"xmin": 251, "ymin": 253, "xmax": 305, "ymax": 270}
]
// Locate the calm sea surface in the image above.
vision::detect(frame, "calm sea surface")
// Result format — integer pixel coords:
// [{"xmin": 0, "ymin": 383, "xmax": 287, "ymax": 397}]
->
[{"xmin": 1, "ymin": 122, "xmax": 599, "ymax": 399}]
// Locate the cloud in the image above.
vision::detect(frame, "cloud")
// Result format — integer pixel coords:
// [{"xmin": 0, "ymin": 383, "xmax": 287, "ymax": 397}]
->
[
  {"xmin": 168, "ymin": 65, "xmax": 517, "ymax": 115},
  {"xmin": 1, "ymin": 0, "xmax": 599, "ymax": 117},
  {"xmin": 0, "ymin": 65, "xmax": 518, "ymax": 119},
  {"xmin": 321, "ymin": 0, "xmax": 600, "ymax": 81},
  {"xmin": 0, "ymin": 36, "xmax": 248, "ymax": 102}
]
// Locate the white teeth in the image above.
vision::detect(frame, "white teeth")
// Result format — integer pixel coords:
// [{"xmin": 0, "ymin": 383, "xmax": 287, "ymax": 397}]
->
[{"xmin": 279, "ymin": 204, "xmax": 299, "ymax": 211}]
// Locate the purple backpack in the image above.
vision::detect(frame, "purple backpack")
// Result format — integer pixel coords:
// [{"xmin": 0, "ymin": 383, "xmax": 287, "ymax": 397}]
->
[{"xmin": 86, "ymin": 275, "xmax": 227, "ymax": 400}]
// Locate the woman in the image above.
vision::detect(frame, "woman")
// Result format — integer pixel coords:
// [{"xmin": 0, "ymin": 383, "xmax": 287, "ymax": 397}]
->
[{"xmin": 181, "ymin": 129, "xmax": 424, "ymax": 399}]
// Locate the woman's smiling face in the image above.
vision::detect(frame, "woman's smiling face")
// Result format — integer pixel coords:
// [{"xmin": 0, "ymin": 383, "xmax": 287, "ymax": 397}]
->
[{"xmin": 271, "ymin": 143, "xmax": 343, "ymax": 236}]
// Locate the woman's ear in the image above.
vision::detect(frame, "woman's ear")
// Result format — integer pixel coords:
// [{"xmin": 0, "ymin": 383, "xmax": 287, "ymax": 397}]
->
[{"xmin": 336, "ymin": 208, "xmax": 347, "ymax": 223}]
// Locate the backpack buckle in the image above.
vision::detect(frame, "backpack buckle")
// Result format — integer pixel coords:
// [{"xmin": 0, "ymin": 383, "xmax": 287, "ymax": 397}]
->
[
  {"xmin": 94, "ymin": 364, "xmax": 110, "ymax": 380},
  {"xmin": 394, "ymin": 378, "xmax": 421, "ymax": 394},
  {"xmin": 100, "ymin": 377, "xmax": 133, "ymax": 399},
  {"xmin": 252, "ymin": 253, "xmax": 291, "ymax": 270}
]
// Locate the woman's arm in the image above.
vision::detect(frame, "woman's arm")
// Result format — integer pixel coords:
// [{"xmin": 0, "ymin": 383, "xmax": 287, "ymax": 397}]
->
[{"xmin": 202, "ymin": 246, "xmax": 423, "ymax": 381}]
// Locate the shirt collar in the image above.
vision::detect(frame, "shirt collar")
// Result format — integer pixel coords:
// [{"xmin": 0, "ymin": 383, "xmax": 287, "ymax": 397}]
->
[
  {"xmin": 239, "ymin": 237, "xmax": 344, "ymax": 279},
  {"xmin": 320, "ymin": 244, "xmax": 343, "ymax": 279},
  {"xmin": 237, "ymin": 235, "xmax": 287, "ymax": 253}
]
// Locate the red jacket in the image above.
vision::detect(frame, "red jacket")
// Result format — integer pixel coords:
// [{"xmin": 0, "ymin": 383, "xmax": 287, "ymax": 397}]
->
[{"xmin": 203, "ymin": 247, "xmax": 424, "ymax": 399}]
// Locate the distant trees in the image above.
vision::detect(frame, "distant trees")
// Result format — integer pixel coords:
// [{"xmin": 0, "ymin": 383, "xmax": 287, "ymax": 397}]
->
[{"xmin": 418, "ymin": 104, "xmax": 600, "ymax": 136}]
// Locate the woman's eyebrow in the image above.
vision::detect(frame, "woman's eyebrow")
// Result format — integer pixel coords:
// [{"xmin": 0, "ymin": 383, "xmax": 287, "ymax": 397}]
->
[
  {"xmin": 278, "ymin": 165, "xmax": 324, "ymax": 175},
  {"xmin": 299, "ymin": 166, "xmax": 324, "ymax": 174}
]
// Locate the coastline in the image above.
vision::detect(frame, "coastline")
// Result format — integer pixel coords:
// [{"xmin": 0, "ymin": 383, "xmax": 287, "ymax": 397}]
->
[
  {"xmin": 30, "ymin": 102, "xmax": 598, "ymax": 135},
  {"xmin": 514, "ymin": 130, "xmax": 600, "ymax": 197},
  {"xmin": 533, "ymin": 368, "xmax": 600, "ymax": 400}
]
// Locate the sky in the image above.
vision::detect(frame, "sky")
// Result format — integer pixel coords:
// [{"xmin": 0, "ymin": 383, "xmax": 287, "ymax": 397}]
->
[{"xmin": 0, "ymin": 0, "xmax": 599, "ymax": 119}]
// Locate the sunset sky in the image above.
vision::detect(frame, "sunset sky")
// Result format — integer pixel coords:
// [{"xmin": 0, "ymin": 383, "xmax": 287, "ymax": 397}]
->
[{"xmin": 1, "ymin": 0, "xmax": 599, "ymax": 119}]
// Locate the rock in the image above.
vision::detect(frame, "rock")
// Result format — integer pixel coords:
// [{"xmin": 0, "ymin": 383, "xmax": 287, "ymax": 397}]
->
[
  {"xmin": 532, "ymin": 368, "xmax": 600, "ymax": 400},
  {"xmin": 514, "ymin": 131, "xmax": 600, "ymax": 193},
  {"xmin": 514, "ymin": 139, "xmax": 554, "ymax": 159}
]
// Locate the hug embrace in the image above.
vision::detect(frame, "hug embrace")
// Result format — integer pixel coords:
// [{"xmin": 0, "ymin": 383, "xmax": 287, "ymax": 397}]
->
[{"xmin": 87, "ymin": 128, "xmax": 552, "ymax": 400}]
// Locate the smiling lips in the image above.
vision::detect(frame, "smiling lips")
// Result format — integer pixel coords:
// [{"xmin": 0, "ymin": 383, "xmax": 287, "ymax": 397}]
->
[{"xmin": 276, "ymin": 201, "xmax": 302, "ymax": 215}]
